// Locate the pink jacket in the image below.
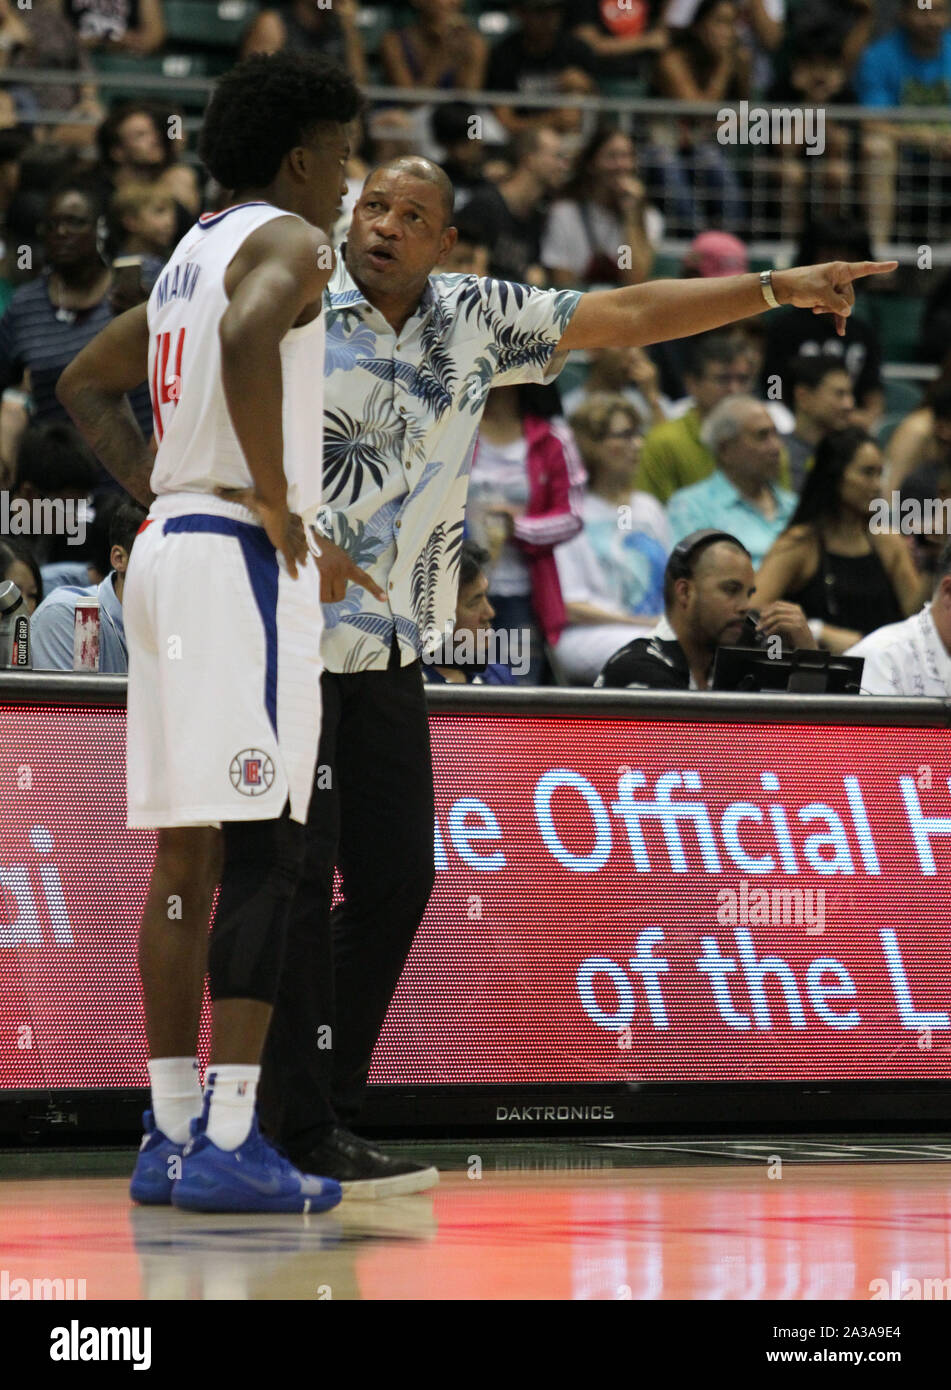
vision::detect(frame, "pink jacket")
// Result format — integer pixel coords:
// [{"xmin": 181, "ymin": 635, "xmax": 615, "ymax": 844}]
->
[{"xmin": 473, "ymin": 413, "xmax": 587, "ymax": 647}]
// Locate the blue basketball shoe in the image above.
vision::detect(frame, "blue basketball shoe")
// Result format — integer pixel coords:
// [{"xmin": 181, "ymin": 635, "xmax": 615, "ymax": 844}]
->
[
  {"xmin": 171, "ymin": 1112, "xmax": 343, "ymax": 1214},
  {"xmin": 130, "ymin": 1110, "xmax": 185, "ymax": 1206}
]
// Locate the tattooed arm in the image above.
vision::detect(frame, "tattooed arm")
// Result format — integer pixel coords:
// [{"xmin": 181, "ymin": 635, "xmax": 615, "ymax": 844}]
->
[{"xmin": 56, "ymin": 303, "xmax": 156, "ymax": 507}]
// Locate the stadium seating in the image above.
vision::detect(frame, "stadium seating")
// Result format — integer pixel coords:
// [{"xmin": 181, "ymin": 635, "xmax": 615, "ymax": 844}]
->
[
  {"xmin": 863, "ymin": 294, "xmax": 925, "ymax": 367},
  {"xmin": 883, "ymin": 377, "xmax": 924, "ymax": 416},
  {"xmin": 91, "ymin": 51, "xmax": 212, "ymax": 110},
  {"xmin": 356, "ymin": 4, "xmax": 396, "ymax": 62},
  {"xmin": 163, "ymin": 0, "xmax": 259, "ymax": 49}
]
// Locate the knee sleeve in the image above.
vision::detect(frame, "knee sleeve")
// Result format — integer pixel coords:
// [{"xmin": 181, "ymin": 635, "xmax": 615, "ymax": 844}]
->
[{"xmin": 207, "ymin": 810, "xmax": 304, "ymax": 1004}]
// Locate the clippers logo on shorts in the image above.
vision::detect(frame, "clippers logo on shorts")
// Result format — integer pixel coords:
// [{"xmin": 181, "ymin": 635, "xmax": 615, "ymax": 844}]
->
[{"xmin": 230, "ymin": 749, "xmax": 275, "ymax": 796}]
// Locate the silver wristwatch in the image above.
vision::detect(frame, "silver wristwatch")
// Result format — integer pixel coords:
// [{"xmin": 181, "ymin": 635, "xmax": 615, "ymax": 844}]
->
[{"xmin": 759, "ymin": 269, "xmax": 780, "ymax": 309}]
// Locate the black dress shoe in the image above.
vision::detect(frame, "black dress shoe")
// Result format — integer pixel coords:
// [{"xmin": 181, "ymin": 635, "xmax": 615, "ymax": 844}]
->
[{"xmin": 291, "ymin": 1127, "xmax": 439, "ymax": 1200}]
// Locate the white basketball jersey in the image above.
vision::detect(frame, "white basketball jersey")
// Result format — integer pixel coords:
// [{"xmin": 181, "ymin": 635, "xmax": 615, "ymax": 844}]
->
[{"xmin": 146, "ymin": 201, "xmax": 324, "ymax": 523}]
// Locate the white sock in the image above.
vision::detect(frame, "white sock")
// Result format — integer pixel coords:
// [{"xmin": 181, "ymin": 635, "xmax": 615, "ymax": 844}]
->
[
  {"xmin": 148, "ymin": 1057, "xmax": 202, "ymax": 1145},
  {"xmin": 204, "ymin": 1064, "xmax": 260, "ymax": 1151}
]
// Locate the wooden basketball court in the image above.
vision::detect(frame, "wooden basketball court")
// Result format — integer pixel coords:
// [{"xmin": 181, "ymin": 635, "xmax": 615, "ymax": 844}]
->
[{"xmin": 2, "ymin": 1137, "xmax": 950, "ymax": 1301}]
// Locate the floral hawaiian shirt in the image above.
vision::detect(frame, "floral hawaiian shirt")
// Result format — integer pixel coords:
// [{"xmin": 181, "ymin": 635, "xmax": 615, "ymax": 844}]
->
[{"xmin": 316, "ymin": 253, "xmax": 581, "ymax": 672}]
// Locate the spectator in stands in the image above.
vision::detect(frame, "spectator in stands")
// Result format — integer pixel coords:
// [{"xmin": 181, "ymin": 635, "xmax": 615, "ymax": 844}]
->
[
  {"xmin": 682, "ymin": 229, "xmax": 747, "ymax": 280},
  {"xmin": 69, "ymin": 487, "xmax": 123, "ymax": 586},
  {"xmin": 595, "ymin": 530, "xmax": 816, "ymax": 689},
  {"xmin": 765, "ymin": 29, "xmax": 859, "ymax": 240},
  {"xmin": 423, "ymin": 540, "xmax": 518, "ymax": 684},
  {"xmin": 887, "ymin": 387, "xmax": 951, "ymax": 577},
  {"xmin": 755, "ymin": 426, "xmax": 926, "ymax": 653},
  {"xmin": 0, "ymin": 1, "xmax": 31, "ymax": 90},
  {"xmin": 885, "ymin": 378, "xmax": 951, "ymax": 492},
  {"xmin": 779, "ymin": 0, "xmax": 875, "ymax": 77},
  {"xmin": 857, "ymin": 0, "xmax": 951, "ymax": 246},
  {"xmin": 648, "ymin": 231, "xmax": 750, "ymax": 401},
  {"xmin": 104, "ymin": 184, "xmax": 173, "ymax": 313},
  {"xmin": 657, "ymin": 322, "xmax": 797, "ymax": 471},
  {"xmin": 784, "ymin": 356, "xmax": 855, "ymax": 493},
  {"xmin": 433, "ymin": 210, "xmax": 490, "ymax": 274},
  {"xmin": 466, "ymin": 381, "xmax": 585, "ymax": 684},
  {"xmin": 3, "ymin": 143, "xmax": 75, "ymax": 286},
  {"xmin": 430, "ymin": 102, "xmax": 493, "ymax": 212},
  {"xmin": 10, "ymin": 0, "xmax": 105, "ymax": 149},
  {"xmin": 381, "ymin": 0, "xmax": 486, "ymax": 92},
  {"xmin": 0, "ymin": 127, "xmax": 30, "ymax": 311},
  {"xmin": 242, "ymin": 0, "xmax": 367, "ymax": 84},
  {"xmin": 9, "ymin": 421, "xmax": 100, "ymax": 582},
  {"xmin": 109, "ymin": 181, "xmax": 175, "ymax": 262},
  {"xmin": 0, "ymin": 1, "xmax": 27, "ymax": 50},
  {"xmin": 571, "ymin": 0, "xmax": 668, "ymax": 81},
  {"xmin": 917, "ymin": 268, "xmax": 951, "ymax": 366},
  {"xmin": 463, "ymin": 125, "xmax": 570, "ymax": 284},
  {"xmin": 561, "ymin": 344, "xmax": 673, "ymax": 428},
  {"xmin": 663, "ymin": 0, "xmax": 788, "ymax": 95},
  {"xmin": 553, "ymin": 393, "xmax": 670, "ymax": 683},
  {"xmin": 0, "ymin": 182, "xmax": 153, "ymax": 440},
  {"xmin": 0, "ymin": 88, "xmax": 20, "ymax": 130},
  {"xmin": 634, "ymin": 332, "xmax": 752, "ymax": 502},
  {"xmin": 541, "ymin": 123, "xmax": 660, "ymax": 288},
  {"xmin": 0, "ymin": 537, "xmax": 41, "ymax": 614},
  {"xmin": 486, "ymin": 0, "xmax": 599, "ymax": 137},
  {"xmin": 95, "ymin": 103, "xmax": 199, "ymax": 225},
  {"xmin": 63, "ymin": 0, "xmax": 165, "ymax": 54},
  {"xmin": 30, "ymin": 496, "xmax": 146, "ymax": 672},
  {"xmin": 759, "ymin": 217, "xmax": 884, "ymax": 431},
  {"xmin": 667, "ymin": 395, "xmax": 796, "ymax": 566},
  {"xmin": 0, "ymin": 391, "xmax": 24, "ymax": 487},
  {"xmin": 846, "ymin": 537, "xmax": 951, "ymax": 694},
  {"xmin": 645, "ymin": 0, "xmax": 748, "ymax": 233}
]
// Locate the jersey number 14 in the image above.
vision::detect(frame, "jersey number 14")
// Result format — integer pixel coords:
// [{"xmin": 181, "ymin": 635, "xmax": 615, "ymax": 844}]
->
[{"xmin": 151, "ymin": 327, "xmax": 185, "ymax": 442}]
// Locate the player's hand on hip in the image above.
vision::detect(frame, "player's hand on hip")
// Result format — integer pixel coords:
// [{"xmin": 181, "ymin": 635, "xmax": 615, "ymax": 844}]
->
[
  {"xmin": 772, "ymin": 260, "xmax": 898, "ymax": 336},
  {"xmin": 308, "ymin": 532, "xmax": 386, "ymax": 604},
  {"xmin": 216, "ymin": 486, "xmax": 308, "ymax": 579},
  {"xmin": 259, "ymin": 502, "xmax": 308, "ymax": 579}
]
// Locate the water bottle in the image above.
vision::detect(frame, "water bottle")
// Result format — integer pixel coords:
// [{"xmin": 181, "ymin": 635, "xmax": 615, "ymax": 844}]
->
[{"xmin": 0, "ymin": 580, "xmax": 31, "ymax": 669}]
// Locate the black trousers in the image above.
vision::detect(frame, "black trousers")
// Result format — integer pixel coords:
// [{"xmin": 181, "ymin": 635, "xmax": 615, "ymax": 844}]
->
[{"xmin": 258, "ymin": 647, "xmax": 435, "ymax": 1150}]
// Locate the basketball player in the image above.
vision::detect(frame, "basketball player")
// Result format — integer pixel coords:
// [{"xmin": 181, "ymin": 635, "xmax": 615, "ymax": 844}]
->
[{"xmin": 57, "ymin": 52, "xmax": 382, "ymax": 1213}]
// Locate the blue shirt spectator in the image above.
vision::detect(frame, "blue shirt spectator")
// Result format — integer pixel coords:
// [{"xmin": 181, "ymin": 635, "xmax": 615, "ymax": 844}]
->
[
  {"xmin": 30, "ymin": 571, "xmax": 127, "ymax": 672},
  {"xmin": 667, "ymin": 396, "xmax": 796, "ymax": 569},
  {"xmin": 40, "ymin": 561, "xmax": 92, "ymax": 594},
  {"xmin": 857, "ymin": 5, "xmax": 951, "ymax": 107},
  {"xmin": 29, "ymin": 496, "xmax": 146, "ymax": 671},
  {"xmin": 667, "ymin": 467, "xmax": 797, "ymax": 570}
]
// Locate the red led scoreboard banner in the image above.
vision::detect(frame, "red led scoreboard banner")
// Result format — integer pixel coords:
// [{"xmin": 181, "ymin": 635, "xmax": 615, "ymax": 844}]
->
[{"xmin": 1, "ymin": 691, "xmax": 951, "ymax": 1094}]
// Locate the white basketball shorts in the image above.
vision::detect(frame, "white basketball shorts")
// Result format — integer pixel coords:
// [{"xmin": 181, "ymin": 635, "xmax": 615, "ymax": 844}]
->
[{"xmin": 125, "ymin": 493, "xmax": 323, "ymax": 829}]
